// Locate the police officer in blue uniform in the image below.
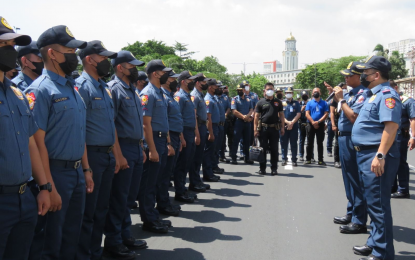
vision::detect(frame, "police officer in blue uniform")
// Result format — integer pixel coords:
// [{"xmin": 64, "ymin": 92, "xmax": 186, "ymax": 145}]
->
[
  {"xmin": 25, "ymin": 25, "xmax": 93, "ymax": 260},
  {"xmin": 139, "ymin": 60, "xmax": 172, "ymax": 234},
  {"xmin": 213, "ymin": 82, "xmax": 226, "ymax": 173},
  {"xmin": 390, "ymin": 80, "xmax": 415, "ymax": 199},
  {"xmin": 298, "ymin": 91, "xmax": 309, "ymax": 161},
  {"xmin": 239, "ymin": 81, "xmax": 258, "ymax": 159},
  {"xmin": 189, "ymin": 74, "xmax": 212, "ymax": 188},
  {"xmin": 74, "ymin": 41, "xmax": 122, "ymax": 260},
  {"xmin": 351, "ymin": 56, "xmax": 401, "ymax": 260},
  {"xmin": 219, "ymin": 85, "xmax": 232, "ymax": 162},
  {"xmin": 281, "ymin": 87, "xmax": 301, "ymax": 166},
  {"xmin": 330, "ymin": 62, "xmax": 368, "ymax": 236},
  {"xmin": 134, "ymin": 71, "xmax": 148, "ymax": 93},
  {"xmin": 0, "ymin": 17, "xmax": 51, "ymax": 260},
  {"xmin": 13, "ymin": 41, "xmax": 43, "ymax": 91},
  {"xmin": 157, "ymin": 70, "xmax": 182, "ymax": 215},
  {"xmin": 230, "ymin": 85, "xmax": 254, "ymax": 164},
  {"xmin": 202, "ymin": 79, "xmax": 223, "ymax": 181}
]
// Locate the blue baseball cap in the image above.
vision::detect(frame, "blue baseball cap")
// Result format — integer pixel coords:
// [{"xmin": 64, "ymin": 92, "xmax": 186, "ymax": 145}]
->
[
  {"xmin": 37, "ymin": 25, "xmax": 86, "ymax": 49},
  {"xmin": 356, "ymin": 55, "xmax": 391, "ymax": 72},
  {"xmin": 17, "ymin": 41, "xmax": 41, "ymax": 58},
  {"xmin": 0, "ymin": 17, "xmax": 31, "ymax": 46},
  {"xmin": 137, "ymin": 71, "xmax": 148, "ymax": 80},
  {"xmin": 78, "ymin": 40, "xmax": 117, "ymax": 60},
  {"xmin": 146, "ymin": 59, "xmax": 171, "ymax": 75},
  {"xmin": 168, "ymin": 69, "xmax": 180, "ymax": 78},
  {"xmin": 111, "ymin": 50, "xmax": 145, "ymax": 67}
]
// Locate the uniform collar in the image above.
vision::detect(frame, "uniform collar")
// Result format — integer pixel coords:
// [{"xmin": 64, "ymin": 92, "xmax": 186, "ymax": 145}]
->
[
  {"xmin": 371, "ymin": 82, "xmax": 390, "ymax": 95},
  {"xmin": 148, "ymin": 82, "xmax": 162, "ymax": 94},
  {"xmin": 22, "ymin": 72, "xmax": 34, "ymax": 86},
  {"xmin": 114, "ymin": 75, "xmax": 132, "ymax": 90},
  {"xmin": 161, "ymin": 87, "xmax": 171, "ymax": 96},
  {"xmin": 179, "ymin": 88, "xmax": 190, "ymax": 97},
  {"xmin": 2, "ymin": 76, "xmax": 12, "ymax": 90},
  {"xmin": 350, "ymin": 85, "xmax": 365, "ymax": 96},
  {"xmin": 44, "ymin": 69, "xmax": 71, "ymax": 87},
  {"xmin": 81, "ymin": 71, "xmax": 102, "ymax": 89}
]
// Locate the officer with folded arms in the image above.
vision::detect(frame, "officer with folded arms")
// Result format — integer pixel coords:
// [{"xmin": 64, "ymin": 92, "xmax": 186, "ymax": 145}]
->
[
  {"xmin": 350, "ymin": 56, "xmax": 401, "ymax": 260},
  {"xmin": 0, "ymin": 17, "xmax": 50, "ymax": 260},
  {"xmin": 13, "ymin": 41, "xmax": 43, "ymax": 91}
]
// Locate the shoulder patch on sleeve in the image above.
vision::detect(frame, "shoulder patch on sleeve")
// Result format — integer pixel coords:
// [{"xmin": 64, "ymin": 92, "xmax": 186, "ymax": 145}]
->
[
  {"xmin": 26, "ymin": 92, "xmax": 36, "ymax": 110},
  {"xmin": 141, "ymin": 95, "xmax": 149, "ymax": 105},
  {"xmin": 231, "ymin": 99, "xmax": 235, "ymax": 105},
  {"xmin": 205, "ymin": 100, "xmax": 210, "ymax": 106},
  {"xmin": 174, "ymin": 96, "xmax": 180, "ymax": 103},
  {"xmin": 191, "ymin": 96, "xmax": 195, "ymax": 102},
  {"xmin": 356, "ymin": 95, "xmax": 365, "ymax": 104},
  {"xmin": 385, "ymin": 97, "xmax": 396, "ymax": 109}
]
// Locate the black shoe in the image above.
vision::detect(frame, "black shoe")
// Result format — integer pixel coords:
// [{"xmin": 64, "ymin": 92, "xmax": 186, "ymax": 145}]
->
[
  {"xmin": 292, "ymin": 162, "xmax": 297, "ymax": 166},
  {"xmin": 258, "ymin": 170, "xmax": 266, "ymax": 175},
  {"xmin": 359, "ymin": 255, "xmax": 380, "ymax": 260},
  {"xmin": 339, "ymin": 222, "xmax": 367, "ymax": 234},
  {"xmin": 157, "ymin": 206, "xmax": 180, "ymax": 216},
  {"xmin": 303, "ymin": 160, "xmax": 311, "ymax": 165},
  {"xmin": 142, "ymin": 221, "xmax": 169, "ymax": 233},
  {"xmin": 353, "ymin": 244, "xmax": 373, "ymax": 256},
  {"xmin": 201, "ymin": 182, "xmax": 210, "ymax": 190},
  {"xmin": 212, "ymin": 174, "xmax": 221, "ymax": 180},
  {"xmin": 271, "ymin": 169, "xmax": 278, "ymax": 176},
  {"xmin": 158, "ymin": 219, "xmax": 172, "ymax": 228},
  {"xmin": 239, "ymin": 156, "xmax": 245, "ymax": 160},
  {"xmin": 213, "ymin": 167, "xmax": 224, "ymax": 174},
  {"xmin": 391, "ymin": 191, "xmax": 410, "ymax": 199},
  {"xmin": 169, "ymin": 181, "xmax": 173, "ymax": 187},
  {"xmin": 123, "ymin": 237, "xmax": 147, "ymax": 249},
  {"xmin": 333, "ymin": 214, "xmax": 351, "ymax": 224},
  {"xmin": 171, "ymin": 204, "xmax": 181, "ymax": 210},
  {"xmin": 334, "ymin": 161, "xmax": 341, "ymax": 168},
  {"xmin": 189, "ymin": 184, "xmax": 207, "ymax": 192},
  {"xmin": 318, "ymin": 161, "xmax": 326, "ymax": 166},
  {"xmin": 327, "ymin": 152, "xmax": 333, "ymax": 157},
  {"xmin": 281, "ymin": 160, "xmax": 287, "ymax": 166},
  {"xmin": 219, "ymin": 157, "xmax": 230, "ymax": 163},
  {"xmin": 231, "ymin": 160, "xmax": 238, "ymax": 165},
  {"xmin": 244, "ymin": 160, "xmax": 254, "ymax": 164},
  {"xmin": 104, "ymin": 244, "xmax": 136, "ymax": 259},
  {"xmin": 185, "ymin": 190, "xmax": 198, "ymax": 199},
  {"xmin": 203, "ymin": 176, "xmax": 219, "ymax": 182},
  {"xmin": 129, "ymin": 202, "xmax": 138, "ymax": 209},
  {"xmin": 174, "ymin": 194, "xmax": 194, "ymax": 203}
]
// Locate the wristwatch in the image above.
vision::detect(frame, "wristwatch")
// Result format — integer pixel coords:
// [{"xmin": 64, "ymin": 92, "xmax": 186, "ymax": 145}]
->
[
  {"xmin": 340, "ymin": 99, "xmax": 347, "ymax": 104},
  {"xmin": 376, "ymin": 152, "xmax": 385, "ymax": 160},
  {"xmin": 83, "ymin": 168, "xmax": 93, "ymax": 173},
  {"xmin": 411, "ymin": 136, "xmax": 415, "ymax": 140},
  {"xmin": 167, "ymin": 142, "xmax": 171, "ymax": 146},
  {"xmin": 39, "ymin": 182, "xmax": 52, "ymax": 192}
]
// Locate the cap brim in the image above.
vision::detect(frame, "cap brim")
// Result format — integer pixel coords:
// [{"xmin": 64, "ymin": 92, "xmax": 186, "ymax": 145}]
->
[
  {"xmin": 99, "ymin": 50, "xmax": 118, "ymax": 59},
  {"xmin": 169, "ymin": 73, "xmax": 180, "ymax": 78},
  {"xmin": 128, "ymin": 59, "xmax": 145, "ymax": 66},
  {"xmin": 189, "ymin": 76, "xmax": 198, "ymax": 80},
  {"xmin": 65, "ymin": 39, "xmax": 87, "ymax": 49},
  {"xmin": 162, "ymin": 67, "xmax": 172, "ymax": 72},
  {"xmin": 203, "ymin": 78, "xmax": 211, "ymax": 82},
  {"xmin": 0, "ymin": 33, "xmax": 32, "ymax": 46},
  {"xmin": 340, "ymin": 69, "xmax": 353, "ymax": 76}
]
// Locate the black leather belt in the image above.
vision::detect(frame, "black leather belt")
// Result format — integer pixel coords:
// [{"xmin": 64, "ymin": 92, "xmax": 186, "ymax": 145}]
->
[
  {"xmin": 262, "ymin": 123, "xmax": 276, "ymax": 127},
  {"xmin": 169, "ymin": 130, "xmax": 181, "ymax": 135},
  {"xmin": 49, "ymin": 159, "xmax": 82, "ymax": 169},
  {"xmin": 197, "ymin": 119, "xmax": 207, "ymax": 125},
  {"xmin": 219, "ymin": 122, "xmax": 225, "ymax": 126},
  {"xmin": 119, "ymin": 138, "xmax": 143, "ymax": 145},
  {"xmin": 87, "ymin": 145, "xmax": 114, "ymax": 153},
  {"xmin": 212, "ymin": 123, "xmax": 219, "ymax": 126},
  {"xmin": 153, "ymin": 131, "xmax": 168, "ymax": 138},
  {"xmin": 0, "ymin": 183, "xmax": 28, "ymax": 194},
  {"xmin": 354, "ymin": 145, "xmax": 378, "ymax": 152},
  {"xmin": 183, "ymin": 126, "xmax": 195, "ymax": 130},
  {"xmin": 339, "ymin": 132, "xmax": 351, "ymax": 136}
]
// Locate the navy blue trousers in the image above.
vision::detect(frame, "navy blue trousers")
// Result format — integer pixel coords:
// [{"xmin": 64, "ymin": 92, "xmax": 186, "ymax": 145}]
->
[
  {"xmin": 158, "ymin": 131, "xmax": 180, "ymax": 208},
  {"xmin": 203, "ymin": 124, "xmax": 219, "ymax": 178},
  {"xmin": 77, "ymin": 150, "xmax": 115, "ymax": 260},
  {"xmin": 357, "ymin": 145, "xmax": 399, "ymax": 260},
  {"xmin": 281, "ymin": 123, "xmax": 299, "ymax": 162},
  {"xmin": 190, "ymin": 124, "xmax": 207, "ymax": 181},
  {"xmin": 392, "ymin": 133, "xmax": 410, "ymax": 193},
  {"xmin": 214, "ymin": 125, "xmax": 225, "ymax": 169},
  {"xmin": 326, "ymin": 120, "xmax": 334, "ymax": 153},
  {"xmin": 104, "ymin": 141, "xmax": 142, "ymax": 247},
  {"xmin": 174, "ymin": 127, "xmax": 197, "ymax": 195},
  {"xmin": 231, "ymin": 119, "xmax": 251, "ymax": 161},
  {"xmin": 139, "ymin": 135, "xmax": 166, "ymax": 224},
  {"xmin": 0, "ymin": 188, "xmax": 37, "ymax": 260},
  {"xmin": 338, "ymin": 136, "xmax": 367, "ymax": 224}
]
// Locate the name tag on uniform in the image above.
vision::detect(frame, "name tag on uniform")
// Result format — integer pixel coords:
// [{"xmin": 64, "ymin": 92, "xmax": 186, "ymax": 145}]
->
[
  {"xmin": 124, "ymin": 97, "xmax": 131, "ymax": 100},
  {"xmin": 53, "ymin": 97, "xmax": 69, "ymax": 103},
  {"xmin": 157, "ymin": 99, "xmax": 162, "ymax": 101},
  {"xmin": 316, "ymin": 106, "xmax": 319, "ymax": 112},
  {"xmin": 0, "ymin": 100, "xmax": 3, "ymax": 105},
  {"xmin": 290, "ymin": 107, "xmax": 293, "ymax": 112},
  {"xmin": 93, "ymin": 97, "xmax": 102, "ymax": 100}
]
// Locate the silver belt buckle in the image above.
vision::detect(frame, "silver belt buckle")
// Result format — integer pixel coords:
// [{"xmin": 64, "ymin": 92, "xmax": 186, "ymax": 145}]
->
[{"xmin": 74, "ymin": 160, "xmax": 81, "ymax": 169}]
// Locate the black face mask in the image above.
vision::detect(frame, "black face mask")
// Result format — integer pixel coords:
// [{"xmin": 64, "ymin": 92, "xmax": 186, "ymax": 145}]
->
[
  {"xmin": 277, "ymin": 93, "xmax": 283, "ymax": 99},
  {"xmin": 187, "ymin": 81, "xmax": 196, "ymax": 91},
  {"xmin": 10, "ymin": 71, "xmax": 19, "ymax": 79},
  {"xmin": 169, "ymin": 80, "xmax": 178, "ymax": 92},
  {"xmin": 237, "ymin": 91, "xmax": 244, "ymax": 97},
  {"xmin": 159, "ymin": 72, "xmax": 169, "ymax": 85},
  {"xmin": 30, "ymin": 61, "xmax": 44, "ymax": 75},
  {"xmin": 0, "ymin": 46, "xmax": 18, "ymax": 72},
  {"xmin": 93, "ymin": 58, "xmax": 111, "ymax": 77},
  {"xmin": 313, "ymin": 92, "xmax": 320, "ymax": 98},
  {"xmin": 53, "ymin": 50, "xmax": 79, "ymax": 75},
  {"xmin": 302, "ymin": 95, "xmax": 308, "ymax": 101},
  {"xmin": 201, "ymin": 83, "xmax": 208, "ymax": 91},
  {"xmin": 223, "ymin": 91, "xmax": 229, "ymax": 96},
  {"xmin": 143, "ymin": 81, "xmax": 149, "ymax": 88},
  {"xmin": 360, "ymin": 73, "xmax": 374, "ymax": 88},
  {"xmin": 125, "ymin": 67, "xmax": 139, "ymax": 82},
  {"xmin": 214, "ymin": 88, "xmax": 222, "ymax": 95}
]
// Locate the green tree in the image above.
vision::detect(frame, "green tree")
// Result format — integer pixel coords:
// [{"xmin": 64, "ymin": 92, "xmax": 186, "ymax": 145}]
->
[
  {"xmin": 389, "ymin": 50, "xmax": 408, "ymax": 79},
  {"xmin": 122, "ymin": 40, "xmax": 175, "ymax": 59},
  {"xmin": 173, "ymin": 41, "xmax": 195, "ymax": 60}
]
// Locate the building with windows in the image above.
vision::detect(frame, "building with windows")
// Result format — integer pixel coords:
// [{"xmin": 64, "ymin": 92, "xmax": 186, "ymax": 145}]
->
[
  {"xmin": 263, "ymin": 60, "xmax": 282, "ymax": 73},
  {"xmin": 283, "ymin": 32, "xmax": 299, "ymax": 71},
  {"xmin": 263, "ymin": 69, "xmax": 302, "ymax": 90},
  {"xmin": 387, "ymin": 39, "xmax": 415, "ymax": 77}
]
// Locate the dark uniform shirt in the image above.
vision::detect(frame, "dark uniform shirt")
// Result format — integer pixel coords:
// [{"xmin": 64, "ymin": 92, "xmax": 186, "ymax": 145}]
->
[
  {"xmin": 400, "ymin": 95, "xmax": 415, "ymax": 129},
  {"xmin": 284, "ymin": 99, "xmax": 301, "ymax": 121},
  {"xmin": 25, "ymin": 69, "xmax": 86, "ymax": 161},
  {"xmin": 255, "ymin": 98, "xmax": 283, "ymax": 124},
  {"xmin": 140, "ymin": 82, "xmax": 168, "ymax": 133},
  {"xmin": 299, "ymin": 100, "xmax": 308, "ymax": 121},
  {"xmin": 231, "ymin": 95, "xmax": 252, "ymax": 115},
  {"xmin": 338, "ymin": 85, "xmax": 367, "ymax": 133},
  {"xmin": 77, "ymin": 72, "xmax": 115, "ymax": 146},
  {"xmin": 220, "ymin": 94, "xmax": 230, "ymax": 112},
  {"xmin": 12, "ymin": 71, "xmax": 33, "ymax": 91},
  {"xmin": 205, "ymin": 92, "xmax": 220, "ymax": 124},
  {"xmin": 108, "ymin": 75, "xmax": 143, "ymax": 141},
  {"xmin": 191, "ymin": 88, "xmax": 207, "ymax": 122},
  {"xmin": 248, "ymin": 91, "xmax": 259, "ymax": 108},
  {"xmin": 162, "ymin": 87, "xmax": 183, "ymax": 133},
  {"xmin": 216, "ymin": 95, "xmax": 226, "ymax": 122},
  {"xmin": 0, "ymin": 77, "xmax": 38, "ymax": 185},
  {"xmin": 174, "ymin": 88, "xmax": 195, "ymax": 128}
]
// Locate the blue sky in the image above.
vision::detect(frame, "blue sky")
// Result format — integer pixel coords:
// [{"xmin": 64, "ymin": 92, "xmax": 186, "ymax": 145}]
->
[{"xmin": 3, "ymin": 0, "xmax": 415, "ymax": 74}]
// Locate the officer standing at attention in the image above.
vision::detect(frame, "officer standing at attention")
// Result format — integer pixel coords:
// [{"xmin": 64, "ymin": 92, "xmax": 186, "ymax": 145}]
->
[
  {"xmin": 25, "ymin": 25, "xmax": 93, "ymax": 260},
  {"xmin": 390, "ymin": 80, "xmax": 415, "ymax": 199},
  {"xmin": 350, "ymin": 56, "xmax": 401, "ymax": 260},
  {"xmin": 298, "ymin": 91, "xmax": 309, "ymax": 161},
  {"xmin": 219, "ymin": 85, "xmax": 231, "ymax": 163},
  {"xmin": 254, "ymin": 82, "xmax": 285, "ymax": 175},
  {"xmin": 75, "ymin": 41, "xmax": 121, "ymax": 260},
  {"xmin": 174, "ymin": 71, "xmax": 204, "ymax": 200},
  {"xmin": 281, "ymin": 87, "xmax": 301, "ymax": 166},
  {"xmin": 222, "ymin": 86, "xmax": 235, "ymax": 159},
  {"xmin": 244, "ymin": 80, "xmax": 259, "ymax": 150},
  {"xmin": 189, "ymin": 74, "xmax": 212, "ymax": 189},
  {"xmin": 203, "ymin": 79, "xmax": 222, "ymax": 181},
  {"xmin": 134, "ymin": 71, "xmax": 148, "ymax": 93},
  {"xmin": 230, "ymin": 84, "xmax": 254, "ymax": 165},
  {"xmin": 276, "ymin": 87, "xmax": 284, "ymax": 101},
  {"xmin": 305, "ymin": 87, "xmax": 329, "ymax": 166},
  {"xmin": 330, "ymin": 63, "xmax": 368, "ymax": 235},
  {"xmin": 139, "ymin": 60, "xmax": 172, "ymax": 234},
  {"xmin": 0, "ymin": 17, "xmax": 51, "ymax": 260},
  {"xmin": 213, "ymin": 83, "xmax": 226, "ymax": 174},
  {"xmin": 13, "ymin": 41, "xmax": 43, "ymax": 91}
]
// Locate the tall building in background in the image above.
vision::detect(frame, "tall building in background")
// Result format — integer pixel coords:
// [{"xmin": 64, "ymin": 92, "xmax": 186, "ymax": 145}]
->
[
  {"xmin": 263, "ymin": 60, "xmax": 282, "ymax": 73},
  {"xmin": 387, "ymin": 39, "xmax": 415, "ymax": 76},
  {"xmin": 282, "ymin": 32, "xmax": 299, "ymax": 71}
]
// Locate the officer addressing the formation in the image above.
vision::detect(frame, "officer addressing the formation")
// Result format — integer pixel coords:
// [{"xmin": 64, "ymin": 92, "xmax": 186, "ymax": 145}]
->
[{"xmin": 254, "ymin": 82, "xmax": 285, "ymax": 175}]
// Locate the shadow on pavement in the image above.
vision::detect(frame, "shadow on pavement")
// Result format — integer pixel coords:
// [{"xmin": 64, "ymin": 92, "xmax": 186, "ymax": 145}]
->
[
  {"xmin": 394, "ymin": 225, "xmax": 415, "ymax": 245},
  {"xmin": 178, "ymin": 210, "xmax": 242, "ymax": 223},
  {"xmin": 219, "ymin": 178, "xmax": 264, "ymax": 186},
  {"xmin": 195, "ymin": 198, "xmax": 251, "ymax": 209},
  {"xmin": 103, "ymin": 247, "xmax": 206, "ymax": 260},
  {"xmin": 395, "ymin": 252, "xmax": 415, "ymax": 259},
  {"xmin": 209, "ymin": 188, "xmax": 260, "ymax": 197},
  {"xmin": 222, "ymin": 171, "xmax": 264, "ymax": 178},
  {"xmin": 277, "ymin": 172, "xmax": 314, "ymax": 178}
]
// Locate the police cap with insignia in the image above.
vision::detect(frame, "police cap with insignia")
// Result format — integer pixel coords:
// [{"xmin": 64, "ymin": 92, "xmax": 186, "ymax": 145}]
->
[
  {"xmin": 17, "ymin": 41, "xmax": 41, "ymax": 58},
  {"xmin": 37, "ymin": 25, "xmax": 87, "ymax": 49},
  {"xmin": 276, "ymin": 87, "xmax": 283, "ymax": 92},
  {"xmin": 217, "ymin": 80, "xmax": 223, "ymax": 87},
  {"xmin": 168, "ymin": 70, "xmax": 180, "ymax": 78},
  {"xmin": 78, "ymin": 40, "xmax": 117, "ymax": 60},
  {"xmin": 137, "ymin": 71, "xmax": 148, "ymax": 80},
  {"xmin": 236, "ymin": 84, "xmax": 244, "ymax": 90},
  {"xmin": 286, "ymin": 87, "xmax": 293, "ymax": 92},
  {"xmin": 193, "ymin": 73, "xmax": 207, "ymax": 82},
  {"xmin": 177, "ymin": 70, "xmax": 197, "ymax": 83},
  {"xmin": 208, "ymin": 79, "xmax": 218, "ymax": 86},
  {"xmin": 340, "ymin": 61, "xmax": 364, "ymax": 76},
  {"xmin": 356, "ymin": 55, "xmax": 392, "ymax": 72},
  {"xmin": 0, "ymin": 16, "xmax": 31, "ymax": 46},
  {"xmin": 112, "ymin": 50, "xmax": 145, "ymax": 67},
  {"xmin": 145, "ymin": 59, "xmax": 171, "ymax": 75},
  {"xmin": 241, "ymin": 80, "xmax": 249, "ymax": 85}
]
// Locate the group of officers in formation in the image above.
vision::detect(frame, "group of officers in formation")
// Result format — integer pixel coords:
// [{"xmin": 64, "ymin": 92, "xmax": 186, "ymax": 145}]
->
[{"xmin": 0, "ymin": 16, "xmax": 414, "ymax": 260}]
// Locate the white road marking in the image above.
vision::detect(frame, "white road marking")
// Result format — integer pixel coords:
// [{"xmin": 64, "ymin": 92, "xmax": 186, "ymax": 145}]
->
[{"xmin": 285, "ymin": 155, "xmax": 293, "ymax": 170}]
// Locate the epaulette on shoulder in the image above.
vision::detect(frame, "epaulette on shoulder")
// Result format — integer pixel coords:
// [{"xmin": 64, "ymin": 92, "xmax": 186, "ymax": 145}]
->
[
  {"xmin": 382, "ymin": 88, "xmax": 391, "ymax": 94},
  {"xmin": 401, "ymin": 95, "xmax": 411, "ymax": 103}
]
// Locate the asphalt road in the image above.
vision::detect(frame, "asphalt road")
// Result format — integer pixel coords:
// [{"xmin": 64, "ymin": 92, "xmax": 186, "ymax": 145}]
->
[{"xmin": 103, "ymin": 143, "xmax": 415, "ymax": 260}]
